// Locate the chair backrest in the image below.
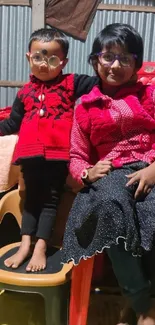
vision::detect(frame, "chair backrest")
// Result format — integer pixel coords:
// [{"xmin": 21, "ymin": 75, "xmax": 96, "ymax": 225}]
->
[{"xmin": 0, "ymin": 189, "xmax": 24, "ymax": 227}]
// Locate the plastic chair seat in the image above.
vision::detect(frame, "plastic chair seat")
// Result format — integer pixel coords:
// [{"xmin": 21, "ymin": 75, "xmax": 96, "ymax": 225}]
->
[
  {"xmin": 0, "ymin": 188, "xmax": 96, "ymax": 325},
  {"xmin": 0, "ymin": 242, "xmax": 73, "ymax": 325}
]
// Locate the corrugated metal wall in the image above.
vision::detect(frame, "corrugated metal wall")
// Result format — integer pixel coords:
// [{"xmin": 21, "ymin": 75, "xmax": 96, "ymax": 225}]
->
[
  {"xmin": 0, "ymin": 0, "xmax": 155, "ymax": 106},
  {"xmin": 102, "ymin": 0, "xmax": 154, "ymax": 5},
  {"xmin": 0, "ymin": 5, "xmax": 31, "ymax": 106}
]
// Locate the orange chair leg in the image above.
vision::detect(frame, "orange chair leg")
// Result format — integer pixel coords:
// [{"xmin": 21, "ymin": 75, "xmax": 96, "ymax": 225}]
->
[{"xmin": 69, "ymin": 256, "xmax": 95, "ymax": 325}]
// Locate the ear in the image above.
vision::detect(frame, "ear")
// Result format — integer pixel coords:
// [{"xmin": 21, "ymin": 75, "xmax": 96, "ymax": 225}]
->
[
  {"xmin": 92, "ymin": 61, "xmax": 98, "ymax": 73},
  {"xmin": 61, "ymin": 58, "xmax": 68, "ymax": 69},
  {"xmin": 130, "ymin": 68, "xmax": 138, "ymax": 83},
  {"xmin": 26, "ymin": 52, "xmax": 30, "ymax": 62}
]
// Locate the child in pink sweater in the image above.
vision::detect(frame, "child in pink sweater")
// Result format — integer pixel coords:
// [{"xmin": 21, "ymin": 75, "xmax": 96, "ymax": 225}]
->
[{"xmin": 62, "ymin": 23, "xmax": 155, "ymax": 325}]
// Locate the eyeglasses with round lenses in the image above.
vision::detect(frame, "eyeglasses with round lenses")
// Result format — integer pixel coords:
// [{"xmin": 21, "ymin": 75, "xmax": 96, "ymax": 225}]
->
[
  {"xmin": 30, "ymin": 51, "xmax": 63, "ymax": 68},
  {"xmin": 97, "ymin": 52, "xmax": 137, "ymax": 67}
]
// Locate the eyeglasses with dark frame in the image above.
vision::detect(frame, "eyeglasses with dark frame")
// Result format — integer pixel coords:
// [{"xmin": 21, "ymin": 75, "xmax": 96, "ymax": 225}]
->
[
  {"xmin": 29, "ymin": 51, "xmax": 63, "ymax": 68},
  {"xmin": 96, "ymin": 52, "xmax": 137, "ymax": 67}
]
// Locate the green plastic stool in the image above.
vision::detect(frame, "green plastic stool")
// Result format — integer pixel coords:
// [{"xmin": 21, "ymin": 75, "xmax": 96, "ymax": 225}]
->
[{"xmin": 0, "ymin": 242, "xmax": 73, "ymax": 325}]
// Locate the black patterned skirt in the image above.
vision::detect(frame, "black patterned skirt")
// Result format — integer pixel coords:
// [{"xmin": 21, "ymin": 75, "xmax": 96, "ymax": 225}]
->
[{"xmin": 61, "ymin": 162, "xmax": 155, "ymax": 265}]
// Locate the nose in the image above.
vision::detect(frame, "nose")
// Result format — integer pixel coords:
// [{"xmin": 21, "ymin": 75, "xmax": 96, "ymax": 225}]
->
[
  {"xmin": 40, "ymin": 60, "xmax": 48, "ymax": 67},
  {"xmin": 111, "ymin": 59, "xmax": 121, "ymax": 68}
]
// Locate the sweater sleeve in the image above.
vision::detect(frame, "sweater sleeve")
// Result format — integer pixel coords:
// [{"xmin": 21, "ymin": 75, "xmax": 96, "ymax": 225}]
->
[
  {"xmin": 69, "ymin": 112, "xmax": 94, "ymax": 184},
  {"xmin": 74, "ymin": 74, "xmax": 98, "ymax": 99},
  {"xmin": 0, "ymin": 95, "xmax": 25, "ymax": 135}
]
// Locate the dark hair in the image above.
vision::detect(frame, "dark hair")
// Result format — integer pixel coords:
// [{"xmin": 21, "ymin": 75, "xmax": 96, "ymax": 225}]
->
[
  {"xmin": 28, "ymin": 28, "xmax": 69, "ymax": 57},
  {"xmin": 88, "ymin": 23, "xmax": 143, "ymax": 70}
]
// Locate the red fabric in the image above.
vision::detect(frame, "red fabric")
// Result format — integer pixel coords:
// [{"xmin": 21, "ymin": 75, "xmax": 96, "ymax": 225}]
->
[
  {"xmin": 12, "ymin": 74, "xmax": 75, "ymax": 163},
  {"xmin": 137, "ymin": 62, "xmax": 155, "ymax": 85},
  {"xmin": 0, "ymin": 107, "xmax": 11, "ymax": 121},
  {"xmin": 0, "ymin": 107, "xmax": 12, "ymax": 135}
]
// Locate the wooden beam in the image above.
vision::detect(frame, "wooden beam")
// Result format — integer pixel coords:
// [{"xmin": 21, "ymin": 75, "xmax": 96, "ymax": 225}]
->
[
  {"xmin": 97, "ymin": 4, "xmax": 155, "ymax": 13},
  {"xmin": 0, "ymin": 0, "xmax": 30, "ymax": 5},
  {"xmin": 0, "ymin": 81, "xmax": 25, "ymax": 88},
  {"xmin": 32, "ymin": 0, "xmax": 45, "ymax": 32}
]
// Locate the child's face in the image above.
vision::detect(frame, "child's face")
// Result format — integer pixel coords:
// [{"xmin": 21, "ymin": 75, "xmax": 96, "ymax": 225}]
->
[
  {"xmin": 96, "ymin": 44, "xmax": 137, "ymax": 87},
  {"xmin": 26, "ymin": 40, "xmax": 68, "ymax": 81}
]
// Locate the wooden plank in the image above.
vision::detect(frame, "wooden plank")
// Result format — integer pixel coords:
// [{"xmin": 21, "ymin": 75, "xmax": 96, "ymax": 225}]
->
[
  {"xmin": 0, "ymin": 0, "xmax": 30, "ymax": 5},
  {"xmin": 32, "ymin": 0, "xmax": 45, "ymax": 31},
  {"xmin": 97, "ymin": 4, "xmax": 155, "ymax": 13},
  {"xmin": 0, "ymin": 81, "xmax": 25, "ymax": 88}
]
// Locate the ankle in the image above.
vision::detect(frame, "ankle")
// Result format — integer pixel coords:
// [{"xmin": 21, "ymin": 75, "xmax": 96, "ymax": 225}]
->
[
  {"xmin": 20, "ymin": 235, "xmax": 31, "ymax": 246},
  {"xmin": 35, "ymin": 238, "xmax": 47, "ymax": 250},
  {"xmin": 118, "ymin": 304, "xmax": 137, "ymax": 325}
]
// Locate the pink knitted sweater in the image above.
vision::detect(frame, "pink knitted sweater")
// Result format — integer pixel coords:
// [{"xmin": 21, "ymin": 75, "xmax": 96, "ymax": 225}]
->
[{"xmin": 70, "ymin": 82, "xmax": 155, "ymax": 184}]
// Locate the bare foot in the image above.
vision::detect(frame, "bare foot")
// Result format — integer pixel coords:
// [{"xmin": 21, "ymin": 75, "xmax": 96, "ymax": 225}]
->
[
  {"xmin": 137, "ymin": 307, "xmax": 155, "ymax": 325},
  {"xmin": 26, "ymin": 238, "xmax": 47, "ymax": 272},
  {"xmin": 4, "ymin": 235, "xmax": 31, "ymax": 268}
]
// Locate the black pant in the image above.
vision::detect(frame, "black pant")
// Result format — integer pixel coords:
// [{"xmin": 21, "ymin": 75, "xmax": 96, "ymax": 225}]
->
[
  {"xmin": 21, "ymin": 159, "xmax": 68, "ymax": 240},
  {"xmin": 106, "ymin": 241, "xmax": 151, "ymax": 314}
]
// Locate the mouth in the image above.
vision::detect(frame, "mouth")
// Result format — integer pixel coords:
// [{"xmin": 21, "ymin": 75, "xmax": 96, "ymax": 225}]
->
[
  {"xmin": 40, "ymin": 70, "xmax": 48, "ymax": 74},
  {"xmin": 108, "ymin": 73, "xmax": 123, "ymax": 81},
  {"xmin": 109, "ymin": 72, "xmax": 120, "ymax": 77}
]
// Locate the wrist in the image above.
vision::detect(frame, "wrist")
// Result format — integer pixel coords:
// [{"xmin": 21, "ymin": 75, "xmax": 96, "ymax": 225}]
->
[{"xmin": 81, "ymin": 168, "xmax": 92, "ymax": 185}]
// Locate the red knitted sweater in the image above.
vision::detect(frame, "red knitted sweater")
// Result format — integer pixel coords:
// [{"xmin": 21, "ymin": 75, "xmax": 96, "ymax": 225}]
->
[
  {"xmin": 14, "ymin": 74, "xmax": 75, "ymax": 163},
  {"xmin": 0, "ymin": 74, "xmax": 98, "ymax": 164}
]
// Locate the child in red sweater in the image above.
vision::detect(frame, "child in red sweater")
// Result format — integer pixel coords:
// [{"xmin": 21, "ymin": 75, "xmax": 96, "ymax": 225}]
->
[{"xmin": 0, "ymin": 28, "xmax": 97, "ymax": 272}]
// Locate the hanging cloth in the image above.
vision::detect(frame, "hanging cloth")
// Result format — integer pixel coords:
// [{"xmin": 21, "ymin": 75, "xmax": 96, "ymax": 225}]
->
[{"xmin": 45, "ymin": 0, "xmax": 101, "ymax": 41}]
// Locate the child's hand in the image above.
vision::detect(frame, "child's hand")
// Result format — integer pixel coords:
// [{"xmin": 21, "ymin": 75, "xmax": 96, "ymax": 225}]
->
[
  {"xmin": 126, "ymin": 162, "xmax": 155, "ymax": 199},
  {"xmin": 87, "ymin": 160, "xmax": 112, "ymax": 183}
]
